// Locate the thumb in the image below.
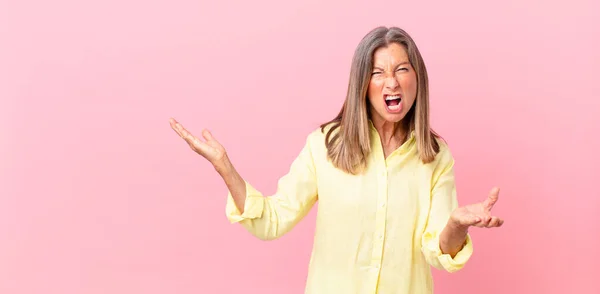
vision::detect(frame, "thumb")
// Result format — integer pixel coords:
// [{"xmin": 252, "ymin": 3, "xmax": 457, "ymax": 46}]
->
[
  {"xmin": 202, "ymin": 129, "xmax": 216, "ymax": 142},
  {"xmin": 483, "ymin": 187, "xmax": 500, "ymax": 210}
]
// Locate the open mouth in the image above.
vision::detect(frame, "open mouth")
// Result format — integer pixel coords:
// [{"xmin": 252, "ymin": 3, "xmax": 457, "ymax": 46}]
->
[{"xmin": 385, "ymin": 95, "xmax": 402, "ymax": 107}]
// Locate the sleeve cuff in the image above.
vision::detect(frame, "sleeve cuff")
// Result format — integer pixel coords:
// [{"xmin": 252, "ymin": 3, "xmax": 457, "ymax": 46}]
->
[
  {"xmin": 421, "ymin": 230, "xmax": 473, "ymax": 273},
  {"xmin": 225, "ymin": 181, "xmax": 265, "ymax": 223}
]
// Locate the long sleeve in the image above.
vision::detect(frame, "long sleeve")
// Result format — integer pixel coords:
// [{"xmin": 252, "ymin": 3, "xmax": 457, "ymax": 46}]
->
[
  {"xmin": 225, "ymin": 134, "xmax": 318, "ymax": 241},
  {"xmin": 421, "ymin": 146, "xmax": 473, "ymax": 273}
]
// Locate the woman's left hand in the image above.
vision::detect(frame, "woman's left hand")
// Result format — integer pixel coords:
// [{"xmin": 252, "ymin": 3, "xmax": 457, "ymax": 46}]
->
[{"xmin": 450, "ymin": 187, "xmax": 504, "ymax": 229}]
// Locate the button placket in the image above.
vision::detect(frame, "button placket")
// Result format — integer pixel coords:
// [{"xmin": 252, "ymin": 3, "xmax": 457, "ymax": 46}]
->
[{"xmin": 369, "ymin": 166, "xmax": 388, "ymax": 278}]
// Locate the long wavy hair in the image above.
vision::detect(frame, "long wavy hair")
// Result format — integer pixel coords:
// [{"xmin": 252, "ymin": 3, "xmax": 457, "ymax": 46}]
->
[{"xmin": 320, "ymin": 26, "xmax": 441, "ymax": 175}]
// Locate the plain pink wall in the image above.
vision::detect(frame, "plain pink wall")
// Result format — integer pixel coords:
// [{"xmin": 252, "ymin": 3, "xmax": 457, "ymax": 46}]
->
[{"xmin": 2, "ymin": 0, "xmax": 599, "ymax": 293}]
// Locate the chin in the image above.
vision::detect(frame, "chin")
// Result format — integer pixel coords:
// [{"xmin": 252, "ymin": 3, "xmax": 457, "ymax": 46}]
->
[{"xmin": 383, "ymin": 113, "xmax": 407, "ymax": 123}]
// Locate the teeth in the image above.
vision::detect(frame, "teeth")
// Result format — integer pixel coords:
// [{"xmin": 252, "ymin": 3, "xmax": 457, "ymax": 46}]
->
[{"xmin": 385, "ymin": 95, "xmax": 401, "ymax": 101}]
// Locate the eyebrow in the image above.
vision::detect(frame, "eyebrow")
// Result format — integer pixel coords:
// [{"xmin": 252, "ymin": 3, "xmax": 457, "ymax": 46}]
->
[{"xmin": 372, "ymin": 61, "xmax": 410, "ymax": 71}]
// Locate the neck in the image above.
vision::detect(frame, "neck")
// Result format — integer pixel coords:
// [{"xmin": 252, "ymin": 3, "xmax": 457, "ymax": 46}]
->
[{"xmin": 371, "ymin": 117, "xmax": 406, "ymax": 147}]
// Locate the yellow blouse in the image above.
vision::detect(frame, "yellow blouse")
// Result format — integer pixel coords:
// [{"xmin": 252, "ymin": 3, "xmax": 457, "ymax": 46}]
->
[{"xmin": 225, "ymin": 123, "xmax": 473, "ymax": 294}]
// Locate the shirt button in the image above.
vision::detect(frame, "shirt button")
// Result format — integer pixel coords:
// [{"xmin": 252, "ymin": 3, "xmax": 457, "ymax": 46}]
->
[{"xmin": 380, "ymin": 202, "xmax": 386, "ymax": 208}]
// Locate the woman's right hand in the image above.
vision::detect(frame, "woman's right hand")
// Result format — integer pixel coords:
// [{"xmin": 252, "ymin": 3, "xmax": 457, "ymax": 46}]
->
[{"xmin": 169, "ymin": 117, "xmax": 229, "ymax": 172}]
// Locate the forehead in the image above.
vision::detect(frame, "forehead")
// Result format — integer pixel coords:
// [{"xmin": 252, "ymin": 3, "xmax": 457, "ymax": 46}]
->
[{"xmin": 373, "ymin": 42, "xmax": 408, "ymax": 65}]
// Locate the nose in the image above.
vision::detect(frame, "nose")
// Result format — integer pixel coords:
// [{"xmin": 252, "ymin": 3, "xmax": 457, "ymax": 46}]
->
[{"xmin": 384, "ymin": 75, "xmax": 400, "ymax": 91}]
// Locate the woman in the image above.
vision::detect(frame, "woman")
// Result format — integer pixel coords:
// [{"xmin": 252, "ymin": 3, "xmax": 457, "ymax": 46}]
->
[{"xmin": 169, "ymin": 26, "xmax": 503, "ymax": 293}]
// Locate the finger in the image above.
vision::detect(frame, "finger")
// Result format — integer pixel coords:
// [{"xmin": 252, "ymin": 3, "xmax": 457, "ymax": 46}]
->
[
  {"xmin": 483, "ymin": 187, "xmax": 500, "ymax": 210},
  {"xmin": 170, "ymin": 119, "xmax": 196, "ymax": 143},
  {"xmin": 169, "ymin": 117, "xmax": 184, "ymax": 131},
  {"xmin": 169, "ymin": 118, "xmax": 181, "ymax": 135},
  {"xmin": 169, "ymin": 118, "xmax": 186, "ymax": 138},
  {"xmin": 487, "ymin": 216, "xmax": 504, "ymax": 228},
  {"xmin": 459, "ymin": 214, "xmax": 481, "ymax": 227},
  {"xmin": 473, "ymin": 215, "xmax": 491, "ymax": 228},
  {"xmin": 180, "ymin": 127, "xmax": 194, "ymax": 142},
  {"xmin": 483, "ymin": 215, "xmax": 492, "ymax": 225},
  {"xmin": 468, "ymin": 216, "xmax": 482, "ymax": 226}
]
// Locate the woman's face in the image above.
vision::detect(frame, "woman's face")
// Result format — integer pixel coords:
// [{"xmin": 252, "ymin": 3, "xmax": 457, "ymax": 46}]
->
[{"xmin": 367, "ymin": 42, "xmax": 417, "ymax": 124}]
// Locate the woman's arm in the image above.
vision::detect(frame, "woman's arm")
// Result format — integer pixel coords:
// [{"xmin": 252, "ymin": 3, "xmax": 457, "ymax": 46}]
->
[
  {"xmin": 216, "ymin": 156, "xmax": 248, "ymax": 213},
  {"xmin": 223, "ymin": 135, "xmax": 319, "ymax": 240},
  {"xmin": 169, "ymin": 118, "xmax": 318, "ymax": 240},
  {"xmin": 420, "ymin": 146, "xmax": 474, "ymax": 273},
  {"xmin": 439, "ymin": 219, "xmax": 469, "ymax": 258},
  {"xmin": 421, "ymin": 144, "xmax": 503, "ymax": 272}
]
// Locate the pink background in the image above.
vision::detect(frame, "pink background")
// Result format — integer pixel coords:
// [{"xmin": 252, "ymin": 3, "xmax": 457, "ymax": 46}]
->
[{"xmin": 2, "ymin": 0, "xmax": 599, "ymax": 293}]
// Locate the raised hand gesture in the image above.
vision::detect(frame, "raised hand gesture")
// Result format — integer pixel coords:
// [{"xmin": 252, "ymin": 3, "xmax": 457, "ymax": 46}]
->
[
  {"xmin": 169, "ymin": 118, "xmax": 228, "ymax": 171},
  {"xmin": 450, "ymin": 187, "xmax": 504, "ymax": 229}
]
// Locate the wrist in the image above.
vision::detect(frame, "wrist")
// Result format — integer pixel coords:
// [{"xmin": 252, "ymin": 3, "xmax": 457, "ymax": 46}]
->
[
  {"xmin": 214, "ymin": 154, "xmax": 233, "ymax": 176},
  {"xmin": 447, "ymin": 218, "xmax": 469, "ymax": 235}
]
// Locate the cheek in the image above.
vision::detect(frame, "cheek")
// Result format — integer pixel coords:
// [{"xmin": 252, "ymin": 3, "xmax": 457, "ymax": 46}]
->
[
  {"xmin": 401, "ymin": 75, "xmax": 418, "ymax": 96},
  {"xmin": 367, "ymin": 80, "xmax": 383, "ymax": 101}
]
